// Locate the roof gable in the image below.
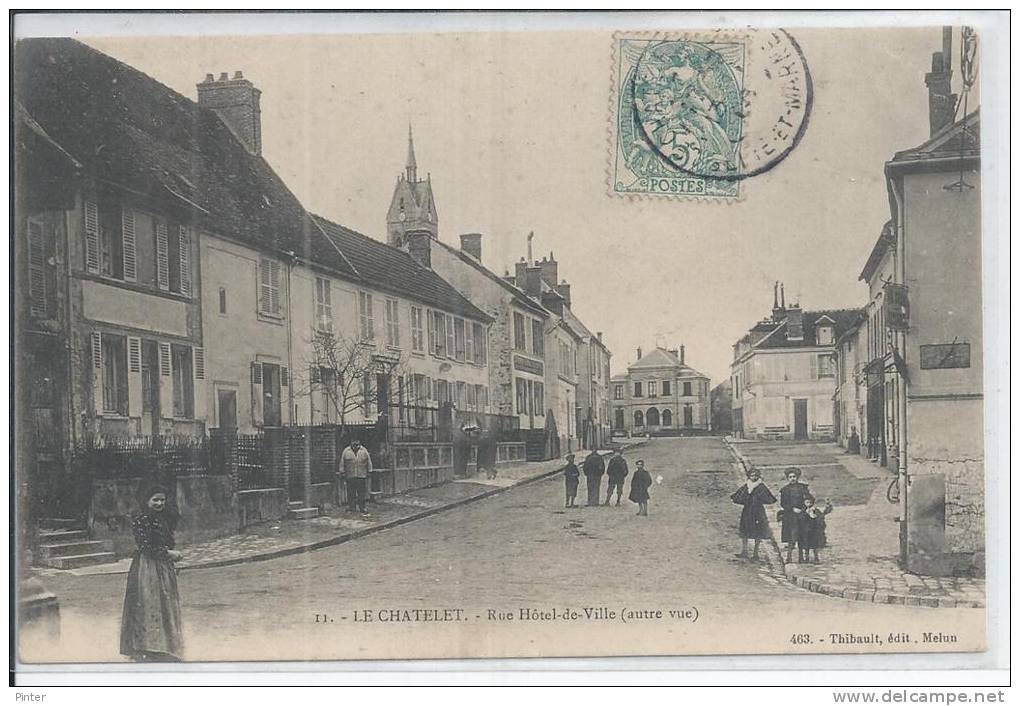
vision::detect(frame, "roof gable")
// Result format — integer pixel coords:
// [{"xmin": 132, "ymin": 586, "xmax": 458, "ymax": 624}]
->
[
  {"xmin": 629, "ymin": 348, "xmax": 680, "ymax": 370},
  {"xmin": 312, "ymin": 215, "xmax": 490, "ymax": 323}
]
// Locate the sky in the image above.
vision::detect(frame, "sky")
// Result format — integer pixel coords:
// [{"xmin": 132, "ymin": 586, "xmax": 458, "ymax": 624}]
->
[{"xmin": 79, "ymin": 24, "xmax": 974, "ymax": 384}]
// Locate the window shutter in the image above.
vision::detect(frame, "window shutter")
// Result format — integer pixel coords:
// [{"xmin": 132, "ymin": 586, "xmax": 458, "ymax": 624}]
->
[
  {"xmin": 466, "ymin": 323, "xmax": 474, "ymax": 363},
  {"xmin": 810, "ymin": 354, "xmax": 818, "ymax": 380},
  {"xmin": 91, "ymin": 332, "xmax": 104, "ymax": 416},
  {"xmin": 269, "ymin": 261, "xmax": 281, "ymax": 314},
  {"xmin": 250, "ymin": 362, "xmax": 264, "ymax": 426},
  {"xmin": 27, "ymin": 219, "xmax": 47, "ymax": 317},
  {"xmin": 121, "ymin": 210, "xmax": 137, "ymax": 282},
  {"xmin": 158, "ymin": 343, "xmax": 174, "ymax": 419},
  {"xmin": 427, "ymin": 309, "xmax": 435, "ymax": 354},
  {"xmin": 310, "ymin": 366, "xmax": 321, "ymax": 384},
  {"xmin": 156, "ymin": 221, "xmax": 170, "ymax": 290},
  {"xmin": 192, "ymin": 347, "xmax": 206, "ymax": 420},
  {"xmin": 84, "ymin": 201, "xmax": 100, "ymax": 274},
  {"xmin": 127, "ymin": 336, "xmax": 142, "ymax": 417},
  {"xmin": 178, "ymin": 225, "xmax": 191, "ymax": 296},
  {"xmin": 281, "ymin": 366, "xmax": 289, "ymax": 387}
]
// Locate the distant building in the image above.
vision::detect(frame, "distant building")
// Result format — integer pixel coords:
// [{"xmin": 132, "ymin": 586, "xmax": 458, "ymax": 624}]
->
[
  {"xmin": 731, "ymin": 283, "xmax": 862, "ymax": 441},
  {"xmin": 611, "ymin": 346, "xmax": 710, "ymax": 435}
]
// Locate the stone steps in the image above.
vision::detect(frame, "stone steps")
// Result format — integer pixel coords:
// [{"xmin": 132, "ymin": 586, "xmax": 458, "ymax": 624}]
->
[
  {"xmin": 38, "ymin": 529, "xmax": 89, "ymax": 544},
  {"xmin": 287, "ymin": 506, "xmax": 319, "ymax": 520},
  {"xmin": 43, "ymin": 551, "xmax": 119, "ymax": 570},
  {"xmin": 38, "ymin": 539, "xmax": 115, "ymax": 559}
]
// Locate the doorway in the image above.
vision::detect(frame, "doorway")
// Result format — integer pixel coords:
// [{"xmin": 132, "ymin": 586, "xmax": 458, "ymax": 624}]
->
[
  {"xmin": 683, "ymin": 404, "xmax": 693, "ymax": 427},
  {"xmin": 793, "ymin": 399, "xmax": 808, "ymax": 440},
  {"xmin": 217, "ymin": 388, "xmax": 237, "ymax": 429}
]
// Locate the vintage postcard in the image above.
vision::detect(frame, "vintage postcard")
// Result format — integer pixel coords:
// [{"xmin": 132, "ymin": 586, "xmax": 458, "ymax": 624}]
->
[{"xmin": 13, "ymin": 14, "xmax": 999, "ymax": 669}]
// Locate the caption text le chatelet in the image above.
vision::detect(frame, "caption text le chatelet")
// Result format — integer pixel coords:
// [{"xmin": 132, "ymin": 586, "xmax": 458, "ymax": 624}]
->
[{"xmin": 314, "ymin": 606, "xmax": 699, "ymax": 625}]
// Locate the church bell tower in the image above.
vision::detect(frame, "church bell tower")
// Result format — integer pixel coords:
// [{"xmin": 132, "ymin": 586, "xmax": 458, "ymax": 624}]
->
[{"xmin": 386, "ymin": 124, "xmax": 439, "ymax": 248}]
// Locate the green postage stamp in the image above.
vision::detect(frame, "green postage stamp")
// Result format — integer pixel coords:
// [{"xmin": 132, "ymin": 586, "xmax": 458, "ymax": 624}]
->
[{"xmin": 610, "ymin": 30, "xmax": 812, "ymax": 200}]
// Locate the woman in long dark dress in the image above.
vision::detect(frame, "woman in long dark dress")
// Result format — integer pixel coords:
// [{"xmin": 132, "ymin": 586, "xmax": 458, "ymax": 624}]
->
[
  {"xmin": 628, "ymin": 459, "xmax": 653, "ymax": 517},
  {"xmin": 730, "ymin": 467, "xmax": 777, "ymax": 560},
  {"xmin": 120, "ymin": 485, "xmax": 184, "ymax": 662},
  {"xmin": 778, "ymin": 467, "xmax": 810, "ymax": 564}
]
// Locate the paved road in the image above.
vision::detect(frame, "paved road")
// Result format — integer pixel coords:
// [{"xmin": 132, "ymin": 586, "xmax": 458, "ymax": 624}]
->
[{"xmin": 26, "ymin": 437, "xmax": 971, "ymax": 662}]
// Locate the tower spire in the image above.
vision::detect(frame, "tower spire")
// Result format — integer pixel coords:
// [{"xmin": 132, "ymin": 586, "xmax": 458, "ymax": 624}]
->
[{"xmin": 406, "ymin": 123, "xmax": 418, "ymax": 182}]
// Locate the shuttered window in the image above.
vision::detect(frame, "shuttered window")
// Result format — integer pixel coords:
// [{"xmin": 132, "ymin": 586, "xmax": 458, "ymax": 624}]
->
[
  {"xmin": 453, "ymin": 318, "xmax": 466, "ymax": 361},
  {"xmin": 358, "ymin": 291, "xmax": 374, "ymax": 340},
  {"xmin": 472, "ymin": 323, "xmax": 486, "ymax": 365},
  {"xmin": 259, "ymin": 258, "xmax": 282, "ymax": 316},
  {"xmin": 27, "ymin": 217, "xmax": 47, "ymax": 317},
  {"xmin": 315, "ymin": 277, "xmax": 333, "ymax": 332},
  {"xmin": 385, "ymin": 298, "xmax": 400, "ymax": 348},
  {"xmin": 465, "ymin": 321, "xmax": 474, "ymax": 363},
  {"xmin": 84, "ymin": 201, "xmax": 100, "ymax": 274},
  {"xmin": 156, "ymin": 221, "xmax": 170, "ymax": 290},
  {"xmin": 99, "ymin": 333, "xmax": 129, "ymax": 415},
  {"xmin": 410, "ymin": 306, "xmax": 424, "ymax": 352},
  {"xmin": 445, "ymin": 314, "xmax": 456, "ymax": 359},
  {"xmin": 121, "ymin": 209, "xmax": 137, "ymax": 282},
  {"xmin": 432, "ymin": 311, "xmax": 447, "ymax": 357},
  {"xmin": 171, "ymin": 344, "xmax": 194, "ymax": 418},
  {"xmin": 531, "ymin": 319, "xmax": 544, "ymax": 357}
]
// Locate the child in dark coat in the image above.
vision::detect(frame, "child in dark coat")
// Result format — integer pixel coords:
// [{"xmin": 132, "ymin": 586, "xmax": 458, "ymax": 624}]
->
[
  {"xmin": 731, "ymin": 467, "xmax": 777, "ymax": 560},
  {"xmin": 628, "ymin": 460, "xmax": 653, "ymax": 517},
  {"xmin": 798, "ymin": 495, "xmax": 833, "ymax": 563},
  {"xmin": 562, "ymin": 454, "xmax": 579, "ymax": 508}
]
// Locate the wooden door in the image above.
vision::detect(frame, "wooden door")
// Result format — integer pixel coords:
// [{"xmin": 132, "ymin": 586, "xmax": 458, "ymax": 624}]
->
[{"xmin": 793, "ymin": 399, "xmax": 808, "ymax": 440}]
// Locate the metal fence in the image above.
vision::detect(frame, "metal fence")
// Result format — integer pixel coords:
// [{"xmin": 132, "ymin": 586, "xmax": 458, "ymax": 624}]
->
[{"xmin": 73, "ymin": 435, "xmax": 211, "ymax": 482}]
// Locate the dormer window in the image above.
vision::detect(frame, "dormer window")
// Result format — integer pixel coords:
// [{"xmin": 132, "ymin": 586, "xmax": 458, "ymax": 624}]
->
[{"xmin": 817, "ymin": 325, "xmax": 834, "ymax": 346}]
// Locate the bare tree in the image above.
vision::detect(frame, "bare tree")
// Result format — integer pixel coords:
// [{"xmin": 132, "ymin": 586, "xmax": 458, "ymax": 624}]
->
[{"xmin": 296, "ymin": 330, "xmax": 409, "ymax": 431}]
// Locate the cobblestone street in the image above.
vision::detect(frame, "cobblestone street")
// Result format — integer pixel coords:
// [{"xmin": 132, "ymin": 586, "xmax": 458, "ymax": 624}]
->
[{"xmin": 26, "ymin": 438, "xmax": 984, "ymax": 663}]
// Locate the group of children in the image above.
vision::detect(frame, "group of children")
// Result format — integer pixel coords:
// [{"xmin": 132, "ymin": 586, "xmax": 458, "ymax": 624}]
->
[{"xmin": 730, "ymin": 466, "xmax": 833, "ymax": 564}]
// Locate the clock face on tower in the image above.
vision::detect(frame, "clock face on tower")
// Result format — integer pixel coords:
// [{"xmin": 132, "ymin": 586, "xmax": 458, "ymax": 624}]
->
[{"xmin": 399, "ymin": 210, "xmax": 406, "ymax": 221}]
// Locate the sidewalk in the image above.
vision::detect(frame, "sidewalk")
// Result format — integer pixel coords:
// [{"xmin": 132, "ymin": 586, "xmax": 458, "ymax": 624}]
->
[
  {"xmin": 45, "ymin": 443, "xmax": 643, "ymax": 579},
  {"xmin": 723, "ymin": 438, "xmax": 985, "ymax": 609}
]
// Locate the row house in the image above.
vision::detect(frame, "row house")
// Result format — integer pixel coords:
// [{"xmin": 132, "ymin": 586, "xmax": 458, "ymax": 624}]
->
[
  {"xmin": 424, "ymin": 235, "xmax": 548, "ymax": 432},
  {"xmin": 730, "ymin": 283, "xmax": 861, "ymax": 441},
  {"xmin": 535, "ymin": 255, "xmax": 613, "ymax": 451},
  {"xmin": 305, "ymin": 216, "xmax": 491, "ymax": 430},
  {"xmin": 610, "ymin": 346, "xmax": 711, "ymax": 435},
  {"xmin": 15, "ymin": 39, "xmax": 496, "ymax": 516}
]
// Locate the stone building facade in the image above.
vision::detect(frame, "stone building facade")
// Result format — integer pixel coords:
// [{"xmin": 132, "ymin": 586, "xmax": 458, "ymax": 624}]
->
[{"xmin": 611, "ymin": 346, "xmax": 711, "ymax": 435}]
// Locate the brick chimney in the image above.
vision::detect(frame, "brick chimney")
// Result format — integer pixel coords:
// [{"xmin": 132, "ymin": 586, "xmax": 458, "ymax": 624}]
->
[
  {"xmin": 554, "ymin": 281, "xmax": 571, "ymax": 308},
  {"xmin": 636, "ymin": 347, "xmax": 642, "ymax": 360},
  {"xmin": 460, "ymin": 233, "xmax": 482, "ymax": 261},
  {"xmin": 786, "ymin": 304, "xmax": 804, "ymax": 341},
  {"xmin": 523, "ymin": 265, "xmax": 543, "ymax": 299},
  {"xmin": 406, "ymin": 230, "xmax": 432, "ymax": 268},
  {"xmin": 680, "ymin": 344, "xmax": 685, "ymax": 365},
  {"xmin": 539, "ymin": 252, "xmax": 558, "ymax": 288},
  {"xmin": 197, "ymin": 71, "xmax": 262, "ymax": 155},
  {"xmin": 514, "ymin": 258, "xmax": 528, "ymax": 288},
  {"xmin": 925, "ymin": 27, "xmax": 957, "ymax": 138}
]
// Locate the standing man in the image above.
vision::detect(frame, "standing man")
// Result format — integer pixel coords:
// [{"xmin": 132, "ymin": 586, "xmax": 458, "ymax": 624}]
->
[
  {"xmin": 582, "ymin": 449, "xmax": 605, "ymax": 507},
  {"xmin": 339, "ymin": 438, "xmax": 373, "ymax": 515},
  {"xmin": 604, "ymin": 449, "xmax": 629, "ymax": 506},
  {"xmin": 562, "ymin": 453, "xmax": 580, "ymax": 508}
]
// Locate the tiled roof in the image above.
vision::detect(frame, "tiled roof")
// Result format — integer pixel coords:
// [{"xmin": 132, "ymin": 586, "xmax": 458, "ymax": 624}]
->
[
  {"xmin": 628, "ymin": 347, "xmax": 709, "ymax": 379},
  {"xmin": 15, "ymin": 37, "xmax": 358, "ymax": 279},
  {"xmin": 313, "ymin": 216, "xmax": 490, "ymax": 323},
  {"xmin": 754, "ymin": 309, "xmax": 864, "ymax": 350}
]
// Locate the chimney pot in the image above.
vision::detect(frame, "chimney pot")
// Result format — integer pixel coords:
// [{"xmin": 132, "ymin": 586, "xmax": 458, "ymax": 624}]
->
[
  {"xmin": 637, "ymin": 347, "xmax": 643, "ymax": 360},
  {"xmin": 197, "ymin": 69, "xmax": 263, "ymax": 155},
  {"xmin": 680, "ymin": 345, "xmax": 685, "ymax": 365}
]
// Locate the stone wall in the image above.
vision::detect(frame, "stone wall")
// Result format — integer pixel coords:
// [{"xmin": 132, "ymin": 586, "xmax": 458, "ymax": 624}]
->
[{"xmin": 92, "ymin": 474, "xmax": 237, "ymax": 557}]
